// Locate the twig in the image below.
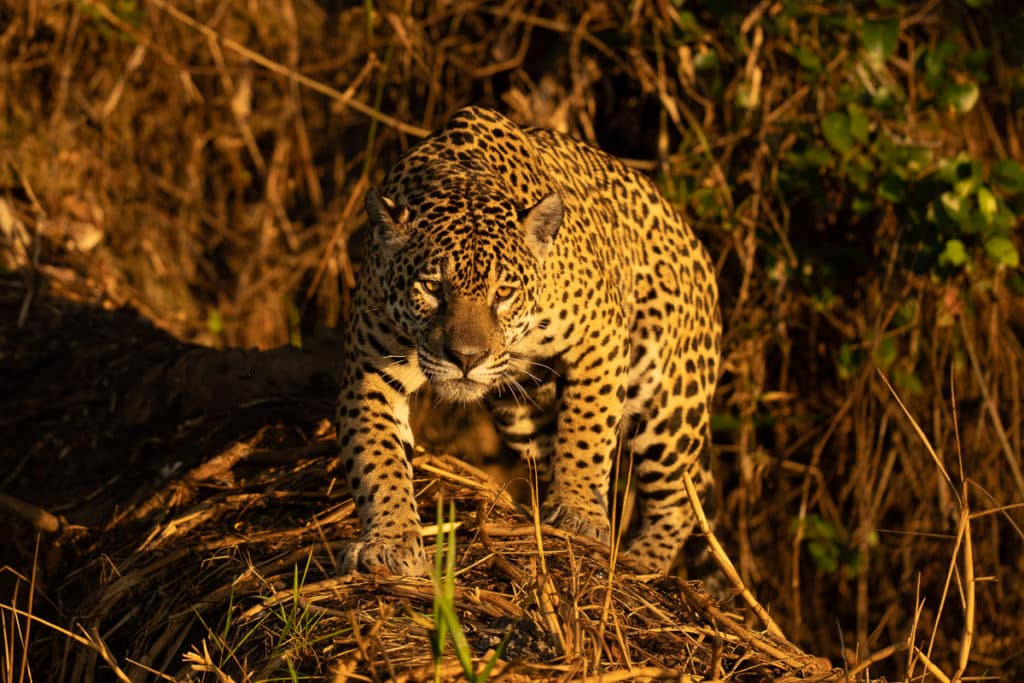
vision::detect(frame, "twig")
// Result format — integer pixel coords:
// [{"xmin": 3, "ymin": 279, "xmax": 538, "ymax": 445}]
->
[
  {"xmin": 0, "ymin": 494, "xmax": 63, "ymax": 533},
  {"xmin": 683, "ymin": 471, "xmax": 785, "ymax": 640},
  {"xmin": 883, "ymin": 368, "xmax": 968, "ymax": 682},
  {"xmin": 876, "ymin": 370, "xmax": 958, "ymax": 500},
  {"xmin": 17, "ymin": 536, "xmax": 41, "ymax": 683},
  {"xmin": 476, "ymin": 502, "xmax": 526, "ymax": 583},
  {"xmin": 950, "ymin": 368, "xmax": 976, "ymax": 683},
  {"xmin": 130, "ymin": 432, "xmax": 262, "ymax": 522},
  {"xmin": 912, "ymin": 646, "xmax": 951, "ymax": 683},
  {"xmin": 526, "ymin": 456, "xmax": 568, "ymax": 655},
  {"xmin": 0, "ymin": 605, "xmax": 133, "ymax": 683},
  {"xmin": 845, "ymin": 643, "xmax": 906, "ymax": 679},
  {"xmin": 675, "ymin": 579, "xmax": 830, "ymax": 675},
  {"xmin": 949, "ymin": 500, "xmax": 975, "ymax": 683},
  {"xmin": 564, "ymin": 666, "xmax": 685, "ymax": 682},
  {"xmin": 596, "ymin": 443, "xmax": 632, "ymax": 669}
]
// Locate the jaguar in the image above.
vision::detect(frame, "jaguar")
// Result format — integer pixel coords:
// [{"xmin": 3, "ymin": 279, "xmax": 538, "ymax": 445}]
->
[{"xmin": 335, "ymin": 106, "xmax": 721, "ymax": 576}]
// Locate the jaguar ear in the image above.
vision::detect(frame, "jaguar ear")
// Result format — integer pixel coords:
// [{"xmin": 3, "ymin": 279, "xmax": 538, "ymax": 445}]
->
[
  {"xmin": 366, "ymin": 188, "xmax": 410, "ymax": 247},
  {"xmin": 520, "ymin": 192, "xmax": 564, "ymax": 260}
]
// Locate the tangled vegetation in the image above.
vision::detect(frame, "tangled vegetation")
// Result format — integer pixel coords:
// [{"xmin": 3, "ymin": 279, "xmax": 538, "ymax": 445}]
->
[{"xmin": 1, "ymin": 0, "xmax": 1022, "ymax": 680}]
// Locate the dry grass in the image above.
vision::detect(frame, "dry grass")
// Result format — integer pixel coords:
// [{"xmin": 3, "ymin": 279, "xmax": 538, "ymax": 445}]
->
[
  {"xmin": 1, "ymin": 0, "xmax": 1023, "ymax": 681},
  {"xmin": 3, "ymin": 426, "xmax": 838, "ymax": 681}
]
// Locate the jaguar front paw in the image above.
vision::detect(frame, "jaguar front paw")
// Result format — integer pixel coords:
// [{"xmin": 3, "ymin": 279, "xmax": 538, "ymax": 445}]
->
[
  {"xmin": 336, "ymin": 531, "xmax": 427, "ymax": 577},
  {"xmin": 543, "ymin": 501, "xmax": 611, "ymax": 544}
]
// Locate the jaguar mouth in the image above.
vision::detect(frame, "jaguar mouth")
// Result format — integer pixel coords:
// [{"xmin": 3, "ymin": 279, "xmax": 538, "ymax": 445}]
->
[{"xmin": 431, "ymin": 377, "xmax": 490, "ymax": 403}]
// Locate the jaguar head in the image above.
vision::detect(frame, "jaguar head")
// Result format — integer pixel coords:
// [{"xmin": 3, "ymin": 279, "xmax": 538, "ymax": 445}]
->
[{"xmin": 365, "ymin": 186, "xmax": 563, "ymax": 402}]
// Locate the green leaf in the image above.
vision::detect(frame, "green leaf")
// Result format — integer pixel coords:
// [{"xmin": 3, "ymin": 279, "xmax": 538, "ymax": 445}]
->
[
  {"xmin": 862, "ymin": 19, "xmax": 899, "ymax": 63},
  {"xmin": 902, "ymin": 146, "xmax": 934, "ymax": 174},
  {"xmin": 965, "ymin": 48, "xmax": 992, "ymax": 69},
  {"xmin": 879, "ymin": 174, "xmax": 905, "ymax": 202},
  {"xmin": 985, "ymin": 237, "xmax": 1020, "ymax": 267},
  {"xmin": 874, "ymin": 336, "xmax": 897, "ymax": 370},
  {"xmin": 940, "ymin": 191, "xmax": 964, "ymax": 219},
  {"xmin": 937, "ymin": 155, "xmax": 981, "ymax": 194},
  {"xmin": 838, "ymin": 343, "xmax": 860, "ymax": 380},
  {"xmin": 792, "ymin": 45, "xmax": 823, "ymax": 72},
  {"xmin": 992, "ymin": 160, "xmax": 1024, "ymax": 194},
  {"xmin": 794, "ymin": 514, "xmax": 843, "ymax": 573},
  {"xmin": 893, "ymin": 299, "xmax": 917, "ymax": 326},
  {"xmin": 939, "ymin": 239, "xmax": 969, "ymax": 267},
  {"xmin": 893, "ymin": 370, "xmax": 924, "ymax": 395},
  {"xmin": 822, "ymin": 111, "xmax": 854, "ymax": 153},
  {"xmin": 940, "ymin": 82, "xmax": 980, "ymax": 113},
  {"xmin": 787, "ymin": 144, "xmax": 833, "ymax": 170},
  {"xmin": 993, "ymin": 205, "xmax": 1018, "ymax": 232},
  {"xmin": 676, "ymin": 10, "xmax": 700, "ymax": 33},
  {"xmin": 977, "ymin": 186, "xmax": 997, "ymax": 219},
  {"xmin": 924, "ymin": 42, "xmax": 959, "ymax": 87},
  {"xmin": 847, "ymin": 103, "xmax": 870, "ymax": 142},
  {"xmin": 847, "ymin": 159, "xmax": 872, "ymax": 191},
  {"xmin": 808, "ymin": 540, "xmax": 840, "ymax": 573},
  {"xmin": 871, "ymin": 85, "xmax": 897, "ymax": 108},
  {"xmin": 852, "ymin": 195, "xmax": 875, "ymax": 215}
]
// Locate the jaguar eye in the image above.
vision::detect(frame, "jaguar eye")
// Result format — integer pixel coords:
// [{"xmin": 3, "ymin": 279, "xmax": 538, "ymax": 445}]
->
[
  {"xmin": 421, "ymin": 279, "xmax": 442, "ymax": 295},
  {"xmin": 495, "ymin": 285, "xmax": 516, "ymax": 301}
]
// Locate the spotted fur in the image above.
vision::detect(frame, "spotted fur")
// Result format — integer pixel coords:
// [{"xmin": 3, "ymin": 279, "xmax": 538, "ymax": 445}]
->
[{"xmin": 336, "ymin": 107, "xmax": 721, "ymax": 576}]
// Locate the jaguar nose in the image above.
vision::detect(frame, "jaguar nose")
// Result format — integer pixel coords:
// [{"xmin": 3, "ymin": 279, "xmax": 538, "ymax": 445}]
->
[{"xmin": 444, "ymin": 344, "xmax": 489, "ymax": 373}]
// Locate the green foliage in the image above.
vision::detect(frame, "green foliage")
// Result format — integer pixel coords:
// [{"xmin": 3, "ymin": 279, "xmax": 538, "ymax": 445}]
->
[
  {"xmin": 268, "ymin": 556, "xmax": 327, "ymax": 681},
  {"xmin": 821, "ymin": 111, "xmax": 854, "ymax": 154},
  {"xmin": 792, "ymin": 514, "xmax": 875, "ymax": 577},
  {"xmin": 662, "ymin": 0, "xmax": 1019, "ymax": 396},
  {"xmin": 194, "ymin": 554, "xmax": 348, "ymax": 680},
  {"xmin": 432, "ymin": 500, "xmax": 507, "ymax": 683},
  {"xmin": 675, "ymin": 1, "xmax": 1021, "ymax": 276},
  {"xmin": 861, "ymin": 19, "xmax": 899, "ymax": 65}
]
